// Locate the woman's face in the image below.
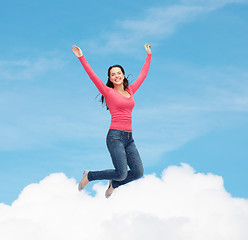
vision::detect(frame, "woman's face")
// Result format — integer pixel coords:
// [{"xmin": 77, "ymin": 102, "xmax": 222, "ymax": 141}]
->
[{"xmin": 109, "ymin": 67, "xmax": 125, "ymax": 86}]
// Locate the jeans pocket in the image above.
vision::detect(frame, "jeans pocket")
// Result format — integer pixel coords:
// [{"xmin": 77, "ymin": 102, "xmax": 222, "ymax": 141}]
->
[
  {"xmin": 110, "ymin": 135, "xmax": 122, "ymax": 141},
  {"xmin": 107, "ymin": 130, "xmax": 123, "ymax": 143},
  {"xmin": 107, "ymin": 131, "xmax": 122, "ymax": 141}
]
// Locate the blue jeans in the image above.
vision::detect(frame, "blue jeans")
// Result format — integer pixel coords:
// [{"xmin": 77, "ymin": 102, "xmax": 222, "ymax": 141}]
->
[{"xmin": 87, "ymin": 129, "xmax": 144, "ymax": 189}]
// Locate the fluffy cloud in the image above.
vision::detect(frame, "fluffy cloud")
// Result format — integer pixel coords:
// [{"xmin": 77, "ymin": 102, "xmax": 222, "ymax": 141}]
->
[
  {"xmin": 0, "ymin": 56, "xmax": 65, "ymax": 81},
  {"xmin": 0, "ymin": 163, "xmax": 247, "ymax": 240},
  {"xmin": 83, "ymin": 0, "xmax": 248, "ymax": 55},
  {"xmin": 83, "ymin": 5, "xmax": 204, "ymax": 55}
]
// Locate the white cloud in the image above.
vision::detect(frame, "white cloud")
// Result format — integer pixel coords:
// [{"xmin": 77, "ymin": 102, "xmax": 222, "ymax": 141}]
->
[
  {"xmin": 0, "ymin": 163, "xmax": 248, "ymax": 240},
  {"xmin": 120, "ymin": 5, "xmax": 203, "ymax": 36},
  {"xmin": 0, "ymin": 56, "xmax": 66, "ymax": 81},
  {"xmin": 82, "ymin": 0, "xmax": 248, "ymax": 55},
  {"xmin": 83, "ymin": 5, "xmax": 204, "ymax": 55}
]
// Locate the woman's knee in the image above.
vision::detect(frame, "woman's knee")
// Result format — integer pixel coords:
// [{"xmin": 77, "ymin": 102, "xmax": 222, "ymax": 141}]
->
[
  {"xmin": 116, "ymin": 169, "xmax": 128, "ymax": 181},
  {"xmin": 134, "ymin": 166, "xmax": 144, "ymax": 179}
]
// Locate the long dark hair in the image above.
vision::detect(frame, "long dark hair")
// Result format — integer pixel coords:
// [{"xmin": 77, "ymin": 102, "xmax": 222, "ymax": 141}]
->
[{"xmin": 96, "ymin": 64, "xmax": 130, "ymax": 110}]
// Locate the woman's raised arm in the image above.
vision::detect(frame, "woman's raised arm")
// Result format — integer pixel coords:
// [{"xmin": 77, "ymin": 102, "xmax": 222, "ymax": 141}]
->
[
  {"xmin": 129, "ymin": 44, "xmax": 152, "ymax": 94},
  {"xmin": 72, "ymin": 45, "xmax": 107, "ymax": 96}
]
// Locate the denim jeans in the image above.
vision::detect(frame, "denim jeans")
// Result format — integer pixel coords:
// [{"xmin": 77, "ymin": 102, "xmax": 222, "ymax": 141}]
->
[{"xmin": 87, "ymin": 129, "xmax": 144, "ymax": 189}]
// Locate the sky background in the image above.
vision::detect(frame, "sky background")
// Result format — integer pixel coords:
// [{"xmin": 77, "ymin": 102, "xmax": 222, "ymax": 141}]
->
[{"xmin": 0, "ymin": 0, "xmax": 248, "ymax": 207}]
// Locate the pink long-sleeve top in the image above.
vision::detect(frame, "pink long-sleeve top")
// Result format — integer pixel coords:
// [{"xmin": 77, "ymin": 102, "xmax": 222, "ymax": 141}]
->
[{"xmin": 78, "ymin": 53, "xmax": 151, "ymax": 131}]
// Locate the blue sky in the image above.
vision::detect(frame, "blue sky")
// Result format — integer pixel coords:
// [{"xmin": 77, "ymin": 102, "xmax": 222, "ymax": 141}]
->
[{"xmin": 0, "ymin": 0, "xmax": 248, "ymax": 204}]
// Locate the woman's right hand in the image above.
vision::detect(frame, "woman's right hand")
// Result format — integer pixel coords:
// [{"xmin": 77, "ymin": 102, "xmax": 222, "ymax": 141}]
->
[
  {"xmin": 72, "ymin": 45, "xmax": 83, "ymax": 57},
  {"xmin": 144, "ymin": 43, "xmax": 152, "ymax": 54}
]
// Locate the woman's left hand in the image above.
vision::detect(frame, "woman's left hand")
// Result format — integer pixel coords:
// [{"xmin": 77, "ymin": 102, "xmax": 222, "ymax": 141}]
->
[{"xmin": 144, "ymin": 43, "xmax": 152, "ymax": 54}]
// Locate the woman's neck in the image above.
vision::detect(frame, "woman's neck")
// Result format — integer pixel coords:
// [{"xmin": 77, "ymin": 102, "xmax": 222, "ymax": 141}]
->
[{"xmin": 114, "ymin": 84, "xmax": 125, "ymax": 92}]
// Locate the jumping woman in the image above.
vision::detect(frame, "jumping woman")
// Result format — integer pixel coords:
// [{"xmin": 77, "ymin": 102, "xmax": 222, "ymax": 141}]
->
[{"xmin": 72, "ymin": 43, "xmax": 152, "ymax": 198}]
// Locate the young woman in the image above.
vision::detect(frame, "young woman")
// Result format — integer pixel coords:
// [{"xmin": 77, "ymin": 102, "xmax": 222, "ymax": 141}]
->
[{"xmin": 72, "ymin": 43, "xmax": 152, "ymax": 198}]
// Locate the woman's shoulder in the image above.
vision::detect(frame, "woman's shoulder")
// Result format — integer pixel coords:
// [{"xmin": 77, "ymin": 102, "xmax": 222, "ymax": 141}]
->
[{"xmin": 103, "ymin": 86, "xmax": 114, "ymax": 96}]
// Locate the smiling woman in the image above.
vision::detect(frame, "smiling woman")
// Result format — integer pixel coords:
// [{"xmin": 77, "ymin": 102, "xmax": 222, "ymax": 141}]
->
[{"xmin": 72, "ymin": 44, "xmax": 151, "ymax": 198}]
